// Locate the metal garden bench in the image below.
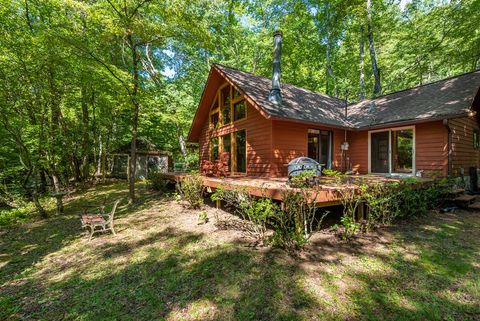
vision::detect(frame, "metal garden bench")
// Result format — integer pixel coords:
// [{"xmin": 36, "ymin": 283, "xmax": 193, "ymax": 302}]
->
[{"xmin": 80, "ymin": 199, "xmax": 121, "ymax": 241}]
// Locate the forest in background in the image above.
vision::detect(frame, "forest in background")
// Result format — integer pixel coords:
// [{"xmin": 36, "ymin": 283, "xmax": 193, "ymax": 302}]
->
[{"xmin": 0, "ymin": 0, "xmax": 479, "ymax": 209}]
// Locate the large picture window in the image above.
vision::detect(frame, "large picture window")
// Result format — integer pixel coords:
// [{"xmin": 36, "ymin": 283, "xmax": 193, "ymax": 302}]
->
[
  {"xmin": 235, "ymin": 130, "xmax": 246, "ymax": 173},
  {"xmin": 234, "ymin": 100, "xmax": 246, "ymax": 121},
  {"xmin": 370, "ymin": 128, "xmax": 414, "ymax": 174},
  {"xmin": 209, "ymin": 83, "xmax": 246, "ymax": 129},
  {"xmin": 221, "ymin": 134, "xmax": 231, "ymax": 171},
  {"xmin": 210, "ymin": 137, "xmax": 219, "ymax": 161},
  {"xmin": 221, "ymin": 86, "xmax": 231, "ymax": 124}
]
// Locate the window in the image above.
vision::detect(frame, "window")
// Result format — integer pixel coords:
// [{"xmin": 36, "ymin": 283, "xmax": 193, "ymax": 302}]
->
[
  {"xmin": 221, "ymin": 134, "xmax": 231, "ymax": 171},
  {"xmin": 307, "ymin": 129, "xmax": 332, "ymax": 168},
  {"xmin": 370, "ymin": 128, "xmax": 414, "ymax": 174},
  {"xmin": 234, "ymin": 100, "xmax": 246, "ymax": 121},
  {"xmin": 221, "ymin": 86, "xmax": 231, "ymax": 124},
  {"xmin": 392, "ymin": 129, "xmax": 413, "ymax": 173},
  {"xmin": 211, "ymin": 84, "xmax": 245, "ymax": 128},
  {"xmin": 210, "ymin": 112, "xmax": 219, "ymax": 129},
  {"xmin": 235, "ymin": 130, "xmax": 246, "ymax": 173},
  {"xmin": 474, "ymin": 130, "xmax": 479, "ymax": 149},
  {"xmin": 233, "ymin": 88, "xmax": 241, "ymax": 99},
  {"xmin": 210, "ymin": 137, "xmax": 219, "ymax": 161}
]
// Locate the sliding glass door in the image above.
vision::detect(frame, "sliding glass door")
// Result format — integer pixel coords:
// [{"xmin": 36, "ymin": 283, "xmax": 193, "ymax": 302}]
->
[
  {"xmin": 370, "ymin": 128, "xmax": 414, "ymax": 174},
  {"xmin": 308, "ymin": 129, "xmax": 332, "ymax": 168},
  {"xmin": 371, "ymin": 131, "xmax": 389, "ymax": 173},
  {"xmin": 392, "ymin": 130, "xmax": 413, "ymax": 173}
]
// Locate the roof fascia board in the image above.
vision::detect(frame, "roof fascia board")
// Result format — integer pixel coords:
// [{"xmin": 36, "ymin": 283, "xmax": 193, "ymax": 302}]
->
[
  {"xmin": 187, "ymin": 66, "xmax": 216, "ymax": 142},
  {"xmin": 352, "ymin": 112, "xmax": 470, "ymax": 131}
]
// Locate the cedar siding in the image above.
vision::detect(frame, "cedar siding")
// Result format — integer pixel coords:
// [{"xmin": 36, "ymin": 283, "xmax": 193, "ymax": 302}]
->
[
  {"xmin": 270, "ymin": 120, "xmax": 345, "ymax": 177},
  {"xmin": 198, "ymin": 101, "xmax": 273, "ymax": 176},
  {"xmin": 450, "ymin": 116, "xmax": 480, "ymax": 175},
  {"xmin": 347, "ymin": 130, "xmax": 369, "ymax": 174},
  {"xmin": 415, "ymin": 121, "xmax": 449, "ymax": 175}
]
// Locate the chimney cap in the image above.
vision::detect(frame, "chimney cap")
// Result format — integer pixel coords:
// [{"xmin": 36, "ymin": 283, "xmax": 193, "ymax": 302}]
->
[{"xmin": 273, "ymin": 30, "xmax": 282, "ymax": 37}]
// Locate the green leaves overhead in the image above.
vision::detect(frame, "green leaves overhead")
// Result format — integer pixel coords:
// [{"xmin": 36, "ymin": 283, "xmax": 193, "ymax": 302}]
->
[{"xmin": 0, "ymin": 0, "xmax": 478, "ymax": 196}]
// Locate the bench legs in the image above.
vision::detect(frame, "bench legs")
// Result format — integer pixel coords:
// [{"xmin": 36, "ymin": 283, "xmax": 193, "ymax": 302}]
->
[
  {"xmin": 87, "ymin": 226, "xmax": 95, "ymax": 242},
  {"xmin": 85, "ymin": 224, "xmax": 116, "ymax": 241},
  {"xmin": 110, "ymin": 223, "xmax": 116, "ymax": 236}
]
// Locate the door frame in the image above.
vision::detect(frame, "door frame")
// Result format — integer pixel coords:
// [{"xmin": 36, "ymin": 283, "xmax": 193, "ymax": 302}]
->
[
  {"xmin": 368, "ymin": 125, "xmax": 416, "ymax": 175},
  {"xmin": 307, "ymin": 129, "xmax": 333, "ymax": 169}
]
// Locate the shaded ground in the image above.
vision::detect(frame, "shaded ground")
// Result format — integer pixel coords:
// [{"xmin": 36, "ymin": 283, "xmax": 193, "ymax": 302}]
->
[{"xmin": 0, "ymin": 182, "xmax": 479, "ymax": 320}]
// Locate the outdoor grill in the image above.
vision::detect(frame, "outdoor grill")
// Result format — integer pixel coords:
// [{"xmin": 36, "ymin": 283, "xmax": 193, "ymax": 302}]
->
[{"xmin": 287, "ymin": 157, "xmax": 321, "ymax": 178}]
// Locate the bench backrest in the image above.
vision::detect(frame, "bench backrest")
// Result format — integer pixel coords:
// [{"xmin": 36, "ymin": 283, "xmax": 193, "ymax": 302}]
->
[{"xmin": 107, "ymin": 199, "xmax": 122, "ymax": 223}]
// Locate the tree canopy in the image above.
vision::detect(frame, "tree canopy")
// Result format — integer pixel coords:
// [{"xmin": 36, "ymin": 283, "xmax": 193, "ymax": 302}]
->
[{"xmin": 0, "ymin": 0, "xmax": 479, "ymax": 207}]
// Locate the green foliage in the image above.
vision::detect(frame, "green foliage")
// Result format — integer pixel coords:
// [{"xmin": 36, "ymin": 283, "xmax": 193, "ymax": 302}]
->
[
  {"xmin": 0, "ymin": 206, "xmax": 33, "ymax": 226},
  {"xmin": 340, "ymin": 212, "xmax": 357, "ymax": 241},
  {"xmin": 337, "ymin": 176, "xmax": 456, "ymax": 238},
  {"xmin": 360, "ymin": 181, "xmax": 401, "ymax": 230},
  {"xmin": 269, "ymin": 190, "xmax": 308, "ymax": 250},
  {"xmin": 176, "ymin": 172, "xmax": 204, "ymax": 209},
  {"xmin": 148, "ymin": 173, "xmax": 169, "ymax": 192},
  {"xmin": 1, "ymin": 0, "xmax": 478, "ymax": 213},
  {"xmin": 211, "ymin": 186, "xmax": 273, "ymax": 243},
  {"xmin": 197, "ymin": 210, "xmax": 208, "ymax": 224},
  {"xmin": 289, "ymin": 169, "xmax": 318, "ymax": 188},
  {"xmin": 322, "ymin": 169, "xmax": 343, "ymax": 177}
]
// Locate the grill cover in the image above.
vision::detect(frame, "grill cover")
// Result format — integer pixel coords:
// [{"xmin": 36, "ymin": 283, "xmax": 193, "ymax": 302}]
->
[{"xmin": 287, "ymin": 157, "xmax": 321, "ymax": 177}]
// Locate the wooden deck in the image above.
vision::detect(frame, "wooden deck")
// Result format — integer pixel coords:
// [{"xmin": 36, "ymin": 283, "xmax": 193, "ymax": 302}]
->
[{"xmin": 160, "ymin": 172, "xmax": 434, "ymax": 207}]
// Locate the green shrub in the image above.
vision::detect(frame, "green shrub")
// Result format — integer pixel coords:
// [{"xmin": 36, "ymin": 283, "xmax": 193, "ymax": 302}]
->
[
  {"xmin": 333, "ymin": 177, "xmax": 362, "ymax": 240},
  {"xmin": 289, "ymin": 169, "xmax": 318, "ymax": 188},
  {"xmin": 272, "ymin": 188, "xmax": 329, "ymax": 250},
  {"xmin": 0, "ymin": 201, "xmax": 38, "ymax": 226},
  {"xmin": 197, "ymin": 210, "xmax": 208, "ymax": 224},
  {"xmin": 269, "ymin": 190, "xmax": 307, "ymax": 250},
  {"xmin": 212, "ymin": 186, "xmax": 275, "ymax": 243},
  {"xmin": 148, "ymin": 173, "xmax": 169, "ymax": 192},
  {"xmin": 322, "ymin": 169, "xmax": 343, "ymax": 177},
  {"xmin": 360, "ymin": 181, "xmax": 400, "ymax": 230},
  {"xmin": 177, "ymin": 172, "xmax": 205, "ymax": 209}
]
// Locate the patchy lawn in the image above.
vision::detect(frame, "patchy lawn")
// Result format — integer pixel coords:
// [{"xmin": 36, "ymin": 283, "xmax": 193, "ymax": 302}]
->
[{"xmin": 1, "ymin": 182, "xmax": 479, "ymax": 321}]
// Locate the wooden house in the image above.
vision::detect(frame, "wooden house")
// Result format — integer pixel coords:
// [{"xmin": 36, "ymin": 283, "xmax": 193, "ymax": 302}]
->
[{"xmin": 187, "ymin": 33, "xmax": 480, "ymax": 183}]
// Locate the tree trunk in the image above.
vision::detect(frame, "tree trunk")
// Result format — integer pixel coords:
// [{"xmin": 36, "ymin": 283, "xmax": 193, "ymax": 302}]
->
[
  {"xmin": 176, "ymin": 121, "xmax": 188, "ymax": 166},
  {"xmin": 359, "ymin": 25, "xmax": 365, "ymax": 100},
  {"xmin": 81, "ymin": 85, "xmax": 90, "ymax": 180},
  {"xmin": 96, "ymin": 133, "xmax": 102, "ymax": 176},
  {"xmin": 32, "ymin": 191, "xmax": 47, "ymax": 219},
  {"xmin": 324, "ymin": 2, "xmax": 338, "ymax": 97},
  {"xmin": 366, "ymin": 0, "xmax": 381, "ymax": 96},
  {"xmin": 128, "ymin": 37, "xmax": 140, "ymax": 204}
]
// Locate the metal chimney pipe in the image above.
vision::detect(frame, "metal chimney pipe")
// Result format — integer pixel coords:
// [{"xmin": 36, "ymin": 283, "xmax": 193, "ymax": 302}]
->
[{"xmin": 268, "ymin": 30, "xmax": 282, "ymax": 105}]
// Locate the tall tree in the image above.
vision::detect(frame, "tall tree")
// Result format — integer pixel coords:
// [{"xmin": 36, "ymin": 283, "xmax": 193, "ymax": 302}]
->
[{"xmin": 366, "ymin": 0, "xmax": 381, "ymax": 96}]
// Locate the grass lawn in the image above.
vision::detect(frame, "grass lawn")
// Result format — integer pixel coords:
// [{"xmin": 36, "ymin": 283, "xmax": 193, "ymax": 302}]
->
[{"xmin": 1, "ymin": 181, "xmax": 479, "ymax": 320}]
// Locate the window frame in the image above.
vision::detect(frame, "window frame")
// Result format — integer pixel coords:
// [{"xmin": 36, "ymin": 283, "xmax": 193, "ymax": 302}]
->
[
  {"xmin": 209, "ymin": 83, "xmax": 247, "ymax": 130},
  {"xmin": 368, "ymin": 126, "xmax": 416, "ymax": 176}
]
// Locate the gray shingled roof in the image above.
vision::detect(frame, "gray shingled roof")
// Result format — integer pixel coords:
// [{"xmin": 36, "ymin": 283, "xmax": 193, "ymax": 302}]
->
[
  {"xmin": 348, "ymin": 70, "xmax": 480, "ymax": 128},
  {"xmin": 214, "ymin": 64, "xmax": 480, "ymax": 129},
  {"xmin": 215, "ymin": 64, "xmax": 349, "ymax": 127}
]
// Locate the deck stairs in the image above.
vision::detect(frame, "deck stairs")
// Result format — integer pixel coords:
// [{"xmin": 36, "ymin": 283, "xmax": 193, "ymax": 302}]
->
[{"xmin": 452, "ymin": 189, "xmax": 480, "ymax": 209}]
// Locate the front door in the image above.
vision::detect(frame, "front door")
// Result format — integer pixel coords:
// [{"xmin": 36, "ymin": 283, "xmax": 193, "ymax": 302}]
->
[{"xmin": 371, "ymin": 131, "xmax": 389, "ymax": 173}]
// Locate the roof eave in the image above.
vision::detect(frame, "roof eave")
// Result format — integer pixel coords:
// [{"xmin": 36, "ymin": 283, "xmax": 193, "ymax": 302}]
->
[
  {"xmin": 352, "ymin": 112, "xmax": 470, "ymax": 131},
  {"xmin": 270, "ymin": 115, "xmax": 351, "ymax": 130}
]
